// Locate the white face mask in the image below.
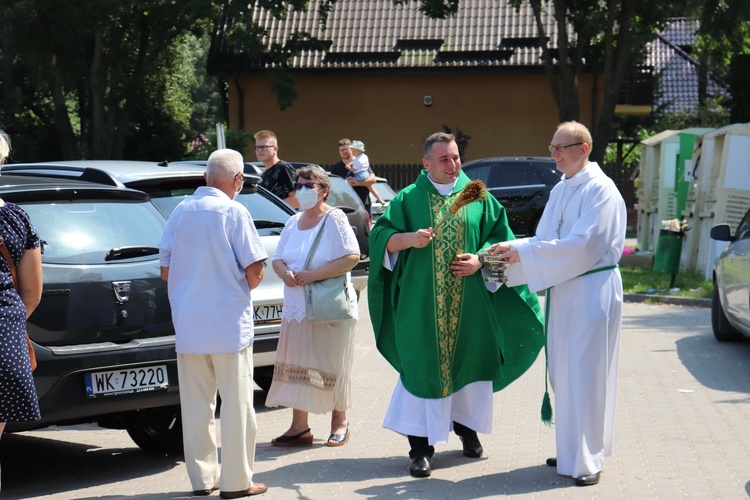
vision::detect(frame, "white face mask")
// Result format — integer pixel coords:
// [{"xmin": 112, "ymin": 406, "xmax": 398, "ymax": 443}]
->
[{"xmin": 297, "ymin": 187, "xmax": 320, "ymax": 211}]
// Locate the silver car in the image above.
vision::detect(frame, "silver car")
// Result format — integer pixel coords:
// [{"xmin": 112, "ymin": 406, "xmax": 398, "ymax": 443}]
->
[
  {"xmin": 369, "ymin": 176, "xmax": 397, "ymax": 224},
  {"xmin": 710, "ymin": 207, "xmax": 750, "ymax": 341},
  {"xmin": 178, "ymin": 160, "xmax": 371, "ymax": 296},
  {"xmin": 4, "ymin": 161, "xmax": 292, "ymax": 391}
]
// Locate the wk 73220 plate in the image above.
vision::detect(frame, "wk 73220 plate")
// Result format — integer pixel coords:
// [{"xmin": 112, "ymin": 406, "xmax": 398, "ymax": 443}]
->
[{"xmin": 84, "ymin": 365, "xmax": 169, "ymax": 398}]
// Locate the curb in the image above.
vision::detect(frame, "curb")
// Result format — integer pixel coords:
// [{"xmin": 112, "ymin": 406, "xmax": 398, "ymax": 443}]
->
[
  {"xmin": 624, "ymin": 293, "xmax": 710, "ymax": 308},
  {"xmin": 535, "ymin": 290, "xmax": 710, "ymax": 308}
]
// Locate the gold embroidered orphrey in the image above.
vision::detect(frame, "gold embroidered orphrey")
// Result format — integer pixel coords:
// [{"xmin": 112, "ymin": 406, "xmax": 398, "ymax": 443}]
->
[{"xmin": 430, "ymin": 191, "xmax": 466, "ymax": 397}]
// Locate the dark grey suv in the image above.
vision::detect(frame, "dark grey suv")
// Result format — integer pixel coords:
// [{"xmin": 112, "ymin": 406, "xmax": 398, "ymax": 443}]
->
[
  {"xmin": 462, "ymin": 156, "xmax": 562, "ymax": 237},
  {"xmin": 4, "ymin": 161, "xmax": 294, "ymax": 395},
  {"xmin": 0, "ymin": 173, "xmax": 180, "ymax": 453}
]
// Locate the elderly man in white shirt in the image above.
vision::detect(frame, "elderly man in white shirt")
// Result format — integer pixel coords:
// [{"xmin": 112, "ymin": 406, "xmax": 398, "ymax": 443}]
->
[{"xmin": 159, "ymin": 149, "xmax": 268, "ymax": 498}]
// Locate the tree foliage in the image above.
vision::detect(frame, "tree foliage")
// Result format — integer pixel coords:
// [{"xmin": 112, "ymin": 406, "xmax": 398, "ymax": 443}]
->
[
  {"xmin": 3, "ymin": 0, "xmax": 737, "ymax": 163},
  {"xmin": 697, "ymin": 0, "xmax": 750, "ymax": 123},
  {"xmin": 1, "ymin": 0, "xmax": 223, "ymax": 160},
  {"xmin": 0, "ymin": 0, "xmax": 337, "ymax": 160}
]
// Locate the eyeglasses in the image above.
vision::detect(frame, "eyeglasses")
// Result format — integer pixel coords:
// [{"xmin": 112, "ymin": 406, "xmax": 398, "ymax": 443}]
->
[
  {"xmin": 254, "ymin": 145, "xmax": 276, "ymax": 151},
  {"xmin": 235, "ymin": 172, "xmax": 245, "ymax": 185},
  {"xmin": 548, "ymin": 143, "xmax": 583, "ymax": 153},
  {"xmin": 295, "ymin": 181, "xmax": 321, "ymax": 190}
]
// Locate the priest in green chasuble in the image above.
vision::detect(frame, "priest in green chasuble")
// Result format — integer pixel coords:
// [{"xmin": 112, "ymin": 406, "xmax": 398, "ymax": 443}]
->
[{"xmin": 368, "ymin": 132, "xmax": 545, "ymax": 478}]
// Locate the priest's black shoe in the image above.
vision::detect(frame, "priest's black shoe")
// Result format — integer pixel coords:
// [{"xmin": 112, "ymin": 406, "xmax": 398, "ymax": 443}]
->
[
  {"xmin": 459, "ymin": 433, "xmax": 483, "ymax": 458},
  {"xmin": 575, "ymin": 472, "xmax": 600, "ymax": 486},
  {"xmin": 409, "ymin": 456, "xmax": 432, "ymax": 478}
]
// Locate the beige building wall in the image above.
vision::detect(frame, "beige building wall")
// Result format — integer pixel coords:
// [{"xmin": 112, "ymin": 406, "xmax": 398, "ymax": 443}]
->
[{"xmin": 229, "ymin": 73, "xmax": 601, "ymax": 165}]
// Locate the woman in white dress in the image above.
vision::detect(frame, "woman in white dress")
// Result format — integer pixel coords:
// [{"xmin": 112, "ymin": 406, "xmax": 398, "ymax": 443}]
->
[{"xmin": 266, "ymin": 166, "xmax": 360, "ymax": 447}]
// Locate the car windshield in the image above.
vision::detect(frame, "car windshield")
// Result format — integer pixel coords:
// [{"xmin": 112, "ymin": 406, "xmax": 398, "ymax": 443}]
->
[
  {"xmin": 21, "ymin": 200, "xmax": 165, "ymax": 265},
  {"xmin": 145, "ymin": 184, "xmax": 292, "ymax": 236},
  {"xmin": 327, "ymin": 177, "xmax": 366, "ymax": 212},
  {"xmin": 373, "ymin": 182, "xmax": 397, "ymax": 201}
]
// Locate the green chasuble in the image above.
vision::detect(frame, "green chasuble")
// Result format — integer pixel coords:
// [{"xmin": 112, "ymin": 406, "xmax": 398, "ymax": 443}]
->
[{"xmin": 368, "ymin": 170, "xmax": 545, "ymax": 399}]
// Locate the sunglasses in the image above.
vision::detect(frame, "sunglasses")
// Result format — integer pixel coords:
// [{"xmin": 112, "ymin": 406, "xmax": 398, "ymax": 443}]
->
[{"xmin": 295, "ymin": 181, "xmax": 321, "ymax": 190}]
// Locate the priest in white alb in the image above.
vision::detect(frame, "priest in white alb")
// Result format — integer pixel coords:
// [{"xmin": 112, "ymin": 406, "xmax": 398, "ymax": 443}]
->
[{"xmin": 490, "ymin": 121, "xmax": 626, "ymax": 487}]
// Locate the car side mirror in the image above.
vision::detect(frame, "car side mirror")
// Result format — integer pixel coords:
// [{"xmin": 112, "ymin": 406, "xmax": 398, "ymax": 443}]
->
[{"xmin": 710, "ymin": 224, "xmax": 732, "ymax": 242}]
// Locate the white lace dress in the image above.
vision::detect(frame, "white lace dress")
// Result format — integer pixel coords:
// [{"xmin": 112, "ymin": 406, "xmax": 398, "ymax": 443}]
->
[{"xmin": 265, "ymin": 209, "xmax": 360, "ymax": 414}]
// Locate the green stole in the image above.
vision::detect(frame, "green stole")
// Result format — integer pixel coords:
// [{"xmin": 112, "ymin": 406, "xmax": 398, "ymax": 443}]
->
[{"xmin": 368, "ymin": 170, "xmax": 545, "ymax": 399}]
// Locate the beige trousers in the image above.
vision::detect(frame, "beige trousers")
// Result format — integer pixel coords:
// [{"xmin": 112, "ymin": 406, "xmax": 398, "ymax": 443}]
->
[{"xmin": 177, "ymin": 346, "xmax": 257, "ymax": 492}]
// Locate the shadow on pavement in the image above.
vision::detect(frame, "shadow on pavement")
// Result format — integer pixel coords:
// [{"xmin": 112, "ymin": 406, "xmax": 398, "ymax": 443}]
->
[
  {"xmin": 0, "ymin": 429, "xmax": 182, "ymax": 499},
  {"xmin": 250, "ymin": 455, "xmax": 572, "ymax": 497},
  {"xmin": 624, "ymin": 304, "xmax": 750, "ymax": 396},
  {"xmin": 676, "ymin": 334, "xmax": 750, "ymax": 397}
]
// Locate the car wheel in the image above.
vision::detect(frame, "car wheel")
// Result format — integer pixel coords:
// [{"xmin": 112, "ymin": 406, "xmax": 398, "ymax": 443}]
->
[
  {"xmin": 126, "ymin": 405, "xmax": 184, "ymax": 454},
  {"xmin": 254, "ymin": 366, "xmax": 275, "ymax": 392},
  {"xmin": 711, "ymin": 282, "xmax": 743, "ymax": 341}
]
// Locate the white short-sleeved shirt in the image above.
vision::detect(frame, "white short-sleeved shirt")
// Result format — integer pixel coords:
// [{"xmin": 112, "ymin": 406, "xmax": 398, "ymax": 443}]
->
[
  {"xmin": 352, "ymin": 153, "xmax": 370, "ymax": 175},
  {"xmin": 273, "ymin": 209, "xmax": 360, "ymax": 322},
  {"xmin": 159, "ymin": 186, "xmax": 268, "ymax": 354}
]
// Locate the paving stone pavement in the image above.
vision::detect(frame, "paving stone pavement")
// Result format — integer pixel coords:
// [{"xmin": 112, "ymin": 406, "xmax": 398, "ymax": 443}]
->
[{"xmin": 3, "ymin": 293, "xmax": 750, "ymax": 499}]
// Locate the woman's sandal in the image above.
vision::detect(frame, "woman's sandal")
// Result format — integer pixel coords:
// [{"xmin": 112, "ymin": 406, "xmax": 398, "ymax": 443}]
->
[
  {"xmin": 326, "ymin": 424, "xmax": 350, "ymax": 447},
  {"xmin": 271, "ymin": 428, "xmax": 313, "ymax": 447}
]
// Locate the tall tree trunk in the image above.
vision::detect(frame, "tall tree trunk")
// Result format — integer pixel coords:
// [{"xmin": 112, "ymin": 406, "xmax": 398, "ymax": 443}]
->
[
  {"xmin": 552, "ymin": 0, "xmax": 579, "ymax": 120},
  {"xmin": 530, "ymin": 0, "xmax": 581, "ymax": 122},
  {"xmin": 2, "ymin": 9, "xmax": 16, "ymax": 108},
  {"xmin": 88, "ymin": 25, "xmax": 106, "ymax": 159},
  {"xmin": 528, "ymin": 0, "xmax": 562, "ymax": 113},
  {"xmin": 591, "ymin": 0, "xmax": 635, "ymax": 164},
  {"xmin": 37, "ymin": 13, "xmax": 78, "ymax": 159},
  {"xmin": 697, "ymin": 51, "xmax": 708, "ymax": 107}
]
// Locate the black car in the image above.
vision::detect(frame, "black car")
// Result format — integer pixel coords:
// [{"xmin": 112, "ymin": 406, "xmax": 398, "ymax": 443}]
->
[
  {"xmin": 461, "ymin": 156, "xmax": 562, "ymax": 237},
  {"xmin": 0, "ymin": 173, "xmax": 181, "ymax": 453},
  {"xmin": 3, "ymin": 160, "xmax": 294, "ymax": 395}
]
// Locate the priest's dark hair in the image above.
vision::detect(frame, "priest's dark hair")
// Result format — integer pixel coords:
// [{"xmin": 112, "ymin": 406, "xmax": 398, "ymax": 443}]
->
[{"xmin": 423, "ymin": 132, "xmax": 455, "ymax": 158}]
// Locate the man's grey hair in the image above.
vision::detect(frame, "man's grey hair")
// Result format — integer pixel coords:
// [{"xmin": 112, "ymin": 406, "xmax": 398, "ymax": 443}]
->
[{"xmin": 206, "ymin": 149, "xmax": 243, "ymax": 182}]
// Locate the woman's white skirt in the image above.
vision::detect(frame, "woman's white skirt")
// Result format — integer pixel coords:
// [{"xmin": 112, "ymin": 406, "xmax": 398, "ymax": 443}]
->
[{"xmin": 265, "ymin": 317, "xmax": 357, "ymax": 414}]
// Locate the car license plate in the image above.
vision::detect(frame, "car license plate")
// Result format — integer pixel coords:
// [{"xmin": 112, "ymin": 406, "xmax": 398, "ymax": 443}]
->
[
  {"xmin": 254, "ymin": 304, "xmax": 282, "ymax": 324},
  {"xmin": 84, "ymin": 365, "xmax": 169, "ymax": 398}
]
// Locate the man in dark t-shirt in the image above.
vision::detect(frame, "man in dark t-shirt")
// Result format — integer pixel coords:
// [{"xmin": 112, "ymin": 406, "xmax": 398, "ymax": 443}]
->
[
  {"xmin": 254, "ymin": 130, "xmax": 299, "ymax": 209},
  {"xmin": 331, "ymin": 138, "xmax": 378, "ymax": 215}
]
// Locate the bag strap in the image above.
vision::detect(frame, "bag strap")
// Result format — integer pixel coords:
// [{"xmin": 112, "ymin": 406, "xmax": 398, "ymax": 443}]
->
[
  {"xmin": 303, "ymin": 211, "xmax": 332, "ymax": 271},
  {"xmin": 0, "ymin": 238, "xmax": 18, "ymax": 290}
]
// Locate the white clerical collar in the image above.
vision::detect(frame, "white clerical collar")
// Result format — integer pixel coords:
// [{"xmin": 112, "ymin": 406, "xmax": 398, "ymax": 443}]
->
[
  {"xmin": 563, "ymin": 161, "xmax": 600, "ymax": 187},
  {"xmin": 427, "ymin": 176, "xmax": 457, "ymax": 196}
]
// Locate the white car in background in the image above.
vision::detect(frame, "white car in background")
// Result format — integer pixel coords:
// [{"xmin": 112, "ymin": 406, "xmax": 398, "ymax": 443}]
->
[{"xmin": 369, "ymin": 177, "xmax": 397, "ymax": 224}]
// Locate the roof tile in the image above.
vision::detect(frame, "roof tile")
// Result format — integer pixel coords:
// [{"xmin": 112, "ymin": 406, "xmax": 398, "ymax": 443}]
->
[
  {"xmin": 209, "ymin": 6, "xmax": 729, "ymax": 114},
  {"xmin": 211, "ymin": 0, "xmax": 559, "ymax": 71}
]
